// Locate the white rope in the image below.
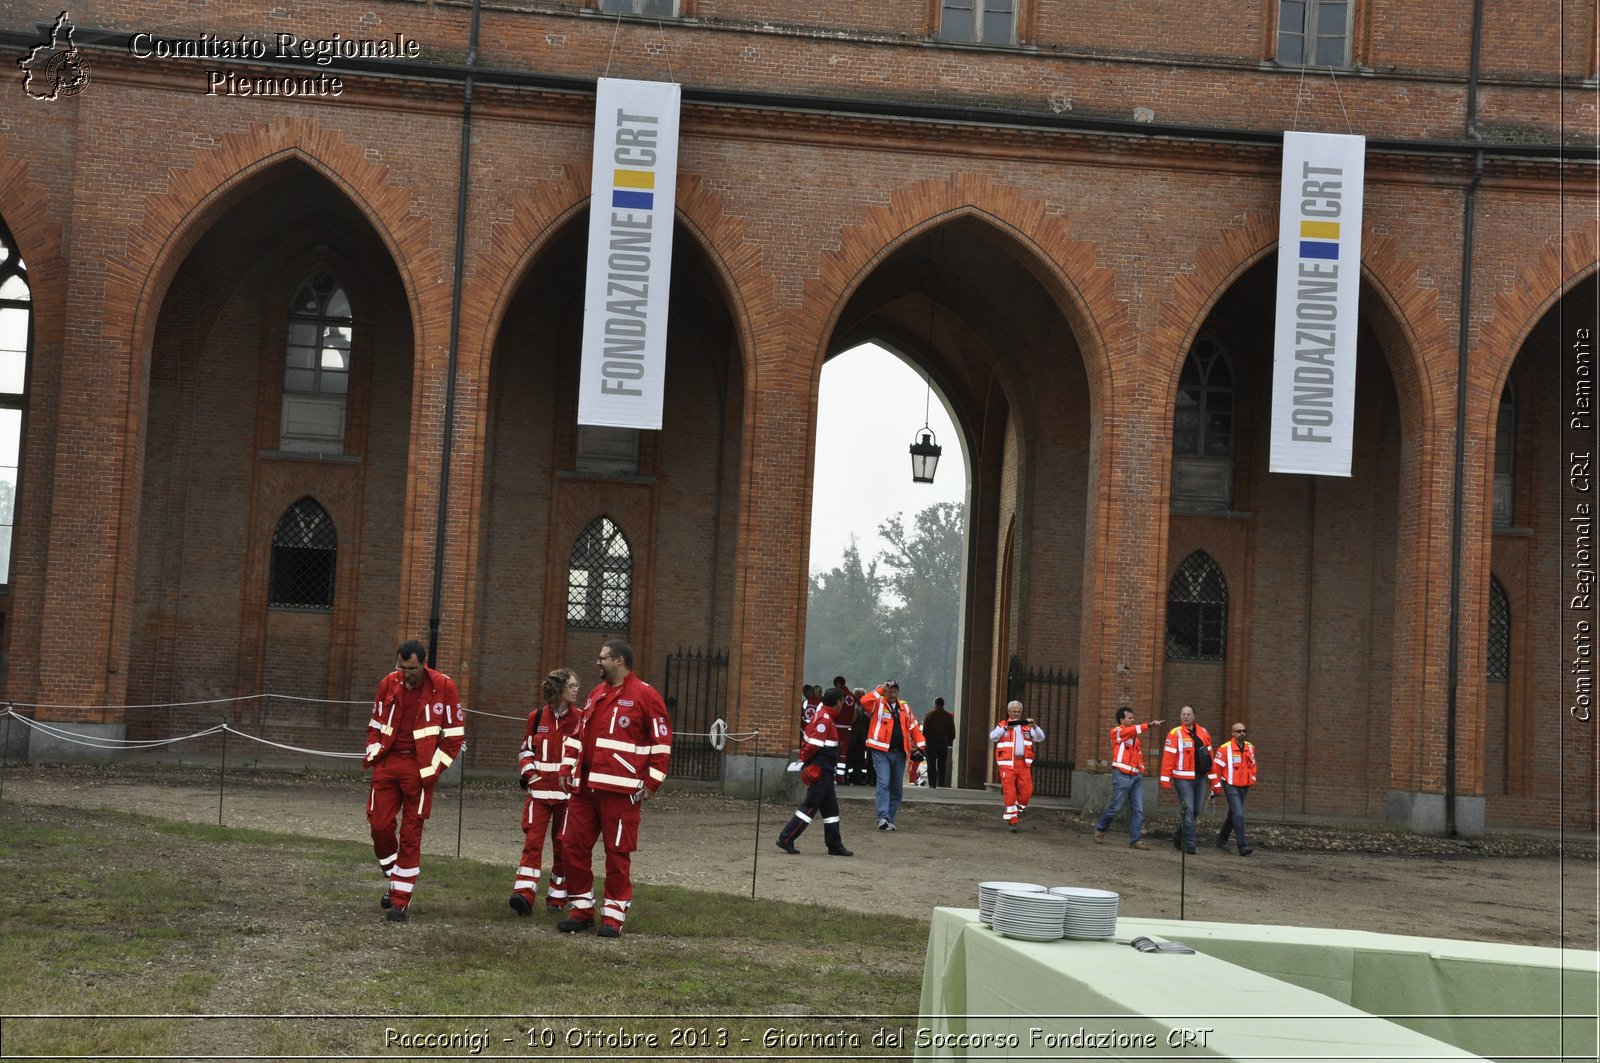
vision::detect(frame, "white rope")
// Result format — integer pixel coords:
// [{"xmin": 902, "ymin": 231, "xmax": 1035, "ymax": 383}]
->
[
  {"xmin": 219, "ymin": 725, "xmax": 363, "ymax": 760},
  {"xmin": 464, "ymin": 707, "xmax": 526, "ymax": 722},
  {"xmin": 5, "ymin": 692, "xmax": 367, "ymax": 711},
  {"xmin": 4, "ymin": 710, "xmax": 224, "ymax": 748}
]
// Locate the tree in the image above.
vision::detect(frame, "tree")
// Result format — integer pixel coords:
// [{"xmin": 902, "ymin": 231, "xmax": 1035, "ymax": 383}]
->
[
  {"xmin": 803, "ymin": 537, "xmax": 898, "ymax": 694},
  {"xmin": 876, "ymin": 501, "xmax": 964, "ymax": 715},
  {"xmin": 804, "ymin": 503, "xmax": 966, "ymax": 719}
]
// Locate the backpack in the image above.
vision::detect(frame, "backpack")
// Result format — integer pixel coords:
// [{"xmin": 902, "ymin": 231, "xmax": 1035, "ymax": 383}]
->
[{"xmin": 1190, "ymin": 728, "xmax": 1213, "ymax": 776}]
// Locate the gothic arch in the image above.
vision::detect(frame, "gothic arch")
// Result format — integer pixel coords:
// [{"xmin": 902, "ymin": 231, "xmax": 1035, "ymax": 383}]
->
[{"xmin": 803, "ymin": 174, "xmax": 1129, "ymax": 418}]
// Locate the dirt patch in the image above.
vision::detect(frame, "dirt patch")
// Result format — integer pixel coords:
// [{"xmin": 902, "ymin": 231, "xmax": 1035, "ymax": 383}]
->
[{"xmin": 4, "ymin": 763, "xmax": 1594, "ymax": 949}]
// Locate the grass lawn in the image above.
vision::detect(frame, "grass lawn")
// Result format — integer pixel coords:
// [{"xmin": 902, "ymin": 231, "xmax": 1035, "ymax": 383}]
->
[{"xmin": 0, "ymin": 801, "xmax": 928, "ymax": 1059}]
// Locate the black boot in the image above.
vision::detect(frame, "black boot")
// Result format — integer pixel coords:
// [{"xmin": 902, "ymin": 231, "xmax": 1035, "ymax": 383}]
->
[{"xmin": 777, "ymin": 815, "xmax": 806, "ymax": 853}]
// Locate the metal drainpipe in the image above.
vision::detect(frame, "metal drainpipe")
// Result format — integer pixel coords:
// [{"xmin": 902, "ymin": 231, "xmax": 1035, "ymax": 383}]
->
[
  {"xmin": 427, "ymin": 0, "xmax": 482, "ymax": 668},
  {"xmin": 1444, "ymin": 0, "xmax": 1487, "ymax": 837}
]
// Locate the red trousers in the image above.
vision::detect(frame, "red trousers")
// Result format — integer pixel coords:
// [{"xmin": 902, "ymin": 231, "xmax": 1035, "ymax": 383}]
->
[
  {"xmin": 367, "ymin": 754, "xmax": 434, "ymax": 909},
  {"xmin": 560, "ymin": 788, "xmax": 641, "ymax": 929},
  {"xmin": 513, "ymin": 797, "xmax": 569, "ymax": 909},
  {"xmin": 1000, "ymin": 764, "xmax": 1034, "ymax": 824}
]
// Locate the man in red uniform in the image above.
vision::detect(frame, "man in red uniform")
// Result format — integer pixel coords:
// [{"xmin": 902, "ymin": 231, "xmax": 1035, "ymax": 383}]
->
[
  {"xmin": 363, "ymin": 639, "xmax": 466, "ymax": 923},
  {"xmin": 776, "ymin": 687, "xmax": 854, "ymax": 856},
  {"xmin": 830, "ymin": 676, "xmax": 858, "ymax": 784},
  {"xmin": 509, "ymin": 668, "xmax": 583, "ymax": 916},
  {"xmin": 558, "ymin": 640, "xmax": 673, "ymax": 939}
]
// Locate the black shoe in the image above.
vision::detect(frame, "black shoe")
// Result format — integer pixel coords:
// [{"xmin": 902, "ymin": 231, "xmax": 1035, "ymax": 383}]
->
[
  {"xmin": 385, "ymin": 907, "xmax": 408, "ymax": 923},
  {"xmin": 557, "ymin": 915, "xmax": 594, "ymax": 934},
  {"xmin": 1185, "ymin": 846, "xmax": 1197, "ymax": 855},
  {"xmin": 597, "ymin": 925, "xmax": 621, "ymax": 939},
  {"xmin": 380, "ymin": 889, "xmax": 393, "ymax": 910},
  {"xmin": 509, "ymin": 893, "xmax": 532, "ymax": 917},
  {"xmin": 1239, "ymin": 847, "xmax": 1255, "ymax": 856},
  {"xmin": 776, "ymin": 840, "xmax": 800, "ymax": 854},
  {"xmin": 1216, "ymin": 840, "xmax": 1229, "ymax": 850},
  {"xmin": 827, "ymin": 847, "xmax": 854, "ymax": 857}
]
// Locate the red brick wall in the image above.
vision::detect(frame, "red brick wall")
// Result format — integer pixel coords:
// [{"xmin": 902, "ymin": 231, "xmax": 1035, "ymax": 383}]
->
[{"xmin": 0, "ymin": 0, "xmax": 1590, "ymax": 828}]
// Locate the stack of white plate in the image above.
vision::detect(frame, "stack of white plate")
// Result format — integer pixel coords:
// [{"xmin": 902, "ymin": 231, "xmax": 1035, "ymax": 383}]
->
[
  {"xmin": 1049, "ymin": 886, "xmax": 1120, "ymax": 939},
  {"xmin": 977, "ymin": 881, "xmax": 1045, "ymax": 925},
  {"xmin": 991, "ymin": 889, "xmax": 1069, "ymax": 941}
]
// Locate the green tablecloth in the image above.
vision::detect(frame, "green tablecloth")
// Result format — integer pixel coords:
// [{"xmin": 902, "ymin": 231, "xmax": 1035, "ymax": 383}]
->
[
  {"xmin": 919, "ymin": 908, "xmax": 1597, "ymax": 1062},
  {"xmin": 1115, "ymin": 916, "xmax": 1598, "ymax": 1063}
]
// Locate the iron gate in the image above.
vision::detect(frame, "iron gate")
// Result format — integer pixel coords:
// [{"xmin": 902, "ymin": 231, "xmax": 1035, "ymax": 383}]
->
[
  {"xmin": 661, "ymin": 646, "xmax": 729, "ymax": 782},
  {"xmin": 1006, "ymin": 655, "xmax": 1078, "ymax": 797}
]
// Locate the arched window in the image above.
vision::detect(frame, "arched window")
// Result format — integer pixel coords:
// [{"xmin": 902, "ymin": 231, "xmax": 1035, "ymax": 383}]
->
[
  {"xmin": 1171, "ymin": 333, "xmax": 1235, "ymax": 511},
  {"xmin": 567, "ymin": 517, "xmax": 632, "ymax": 629},
  {"xmin": 1165, "ymin": 551, "xmax": 1228, "ymax": 661},
  {"xmin": 1487, "ymin": 577, "xmax": 1510, "ymax": 681},
  {"xmin": 0, "ymin": 215, "xmax": 30, "ymax": 584},
  {"xmin": 1493, "ymin": 383, "xmax": 1515, "ymax": 528},
  {"xmin": 269, "ymin": 498, "xmax": 337, "ymax": 609},
  {"xmin": 280, "ymin": 270, "xmax": 353, "ymax": 453}
]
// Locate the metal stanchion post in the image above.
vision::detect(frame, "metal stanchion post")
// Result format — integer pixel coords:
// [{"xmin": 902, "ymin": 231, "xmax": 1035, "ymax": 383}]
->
[
  {"xmin": 751, "ymin": 767, "xmax": 764, "ymax": 900},
  {"xmin": 457, "ymin": 749, "xmax": 467, "ymax": 860},
  {"xmin": 1, "ymin": 706, "xmax": 11, "ymax": 801},
  {"xmin": 218, "ymin": 721, "xmax": 228, "ymax": 826},
  {"xmin": 1178, "ymin": 799, "xmax": 1188, "ymax": 920}
]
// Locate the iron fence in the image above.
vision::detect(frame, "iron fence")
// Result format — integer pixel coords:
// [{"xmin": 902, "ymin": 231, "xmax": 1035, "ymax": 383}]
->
[
  {"xmin": 661, "ymin": 646, "xmax": 729, "ymax": 783},
  {"xmin": 1006, "ymin": 655, "xmax": 1077, "ymax": 797}
]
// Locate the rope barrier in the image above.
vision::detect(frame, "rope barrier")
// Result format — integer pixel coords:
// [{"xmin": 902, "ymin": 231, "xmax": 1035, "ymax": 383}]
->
[
  {"xmin": 219, "ymin": 724, "xmax": 363, "ymax": 760},
  {"xmin": 3, "ymin": 708, "xmax": 760, "ymax": 758},
  {"xmin": 4, "ymin": 692, "xmax": 369, "ymax": 711},
  {"xmin": 4, "ymin": 711, "xmax": 226, "ymax": 749}
]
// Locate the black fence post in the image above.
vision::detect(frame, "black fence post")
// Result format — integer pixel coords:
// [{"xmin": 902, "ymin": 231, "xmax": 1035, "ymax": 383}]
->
[{"xmin": 218, "ymin": 720, "xmax": 228, "ymax": 826}]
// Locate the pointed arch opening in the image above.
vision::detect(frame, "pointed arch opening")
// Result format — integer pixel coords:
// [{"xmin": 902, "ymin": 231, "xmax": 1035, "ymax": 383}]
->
[
  {"xmin": 567, "ymin": 517, "xmax": 633, "ymax": 631},
  {"xmin": 128, "ymin": 159, "xmax": 414, "ymax": 714},
  {"xmin": 806, "ymin": 213, "xmax": 1096, "ymax": 793},
  {"xmin": 0, "ymin": 212, "xmax": 30, "ymax": 586},
  {"xmin": 269, "ymin": 498, "xmax": 337, "ymax": 609}
]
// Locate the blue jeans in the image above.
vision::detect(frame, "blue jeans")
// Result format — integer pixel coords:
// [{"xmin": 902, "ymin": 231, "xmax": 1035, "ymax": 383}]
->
[
  {"xmin": 1173, "ymin": 778, "xmax": 1206, "ymax": 850},
  {"xmin": 1094, "ymin": 770, "xmax": 1145, "ymax": 842},
  {"xmin": 871, "ymin": 749, "xmax": 906, "ymax": 824},
  {"xmin": 1217, "ymin": 783, "xmax": 1250, "ymax": 851}
]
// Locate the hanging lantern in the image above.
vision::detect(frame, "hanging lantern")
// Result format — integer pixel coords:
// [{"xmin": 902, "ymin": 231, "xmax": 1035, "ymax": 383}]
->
[{"xmin": 910, "ymin": 427, "xmax": 942, "ymax": 484}]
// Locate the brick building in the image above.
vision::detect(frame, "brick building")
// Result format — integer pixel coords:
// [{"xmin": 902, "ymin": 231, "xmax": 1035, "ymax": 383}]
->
[{"xmin": 0, "ymin": 1, "xmax": 1593, "ymax": 832}]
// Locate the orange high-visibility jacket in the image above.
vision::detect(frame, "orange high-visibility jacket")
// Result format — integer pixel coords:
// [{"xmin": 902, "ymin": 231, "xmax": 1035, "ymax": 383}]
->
[
  {"xmin": 1108, "ymin": 721, "xmax": 1155, "ymax": 775},
  {"xmin": 1160, "ymin": 724, "xmax": 1216, "ymax": 788},
  {"xmin": 1211, "ymin": 738, "xmax": 1258, "ymax": 791},
  {"xmin": 860, "ymin": 689, "xmax": 925, "ymax": 756}
]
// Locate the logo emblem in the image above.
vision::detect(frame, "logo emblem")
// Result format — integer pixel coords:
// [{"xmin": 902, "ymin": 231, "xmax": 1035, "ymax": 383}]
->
[
  {"xmin": 20, "ymin": 12, "xmax": 91, "ymax": 101},
  {"xmin": 618, "ymin": 715, "xmax": 631, "ymax": 729}
]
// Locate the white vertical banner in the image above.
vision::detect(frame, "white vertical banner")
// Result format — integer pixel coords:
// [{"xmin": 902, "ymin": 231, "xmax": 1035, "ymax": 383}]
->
[
  {"xmin": 1270, "ymin": 131, "xmax": 1365, "ymax": 476},
  {"xmin": 579, "ymin": 78, "xmax": 681, "ymax": 430}
]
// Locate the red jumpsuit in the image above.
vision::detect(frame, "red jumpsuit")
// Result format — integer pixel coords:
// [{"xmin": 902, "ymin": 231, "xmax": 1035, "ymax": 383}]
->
[
  {"xmin": 512, "ymin": 702, "xmax": 581, "ymax": 911},
  {"xmin": 559, "ymin": 672, "xmax": 673, "ymax": 933},
  {"xmin": 363, "ymin": 665, "xmax": 465, "ymax": 912},
  {"xmin": 989, "ymin": 718, "xmax": 1044, "ymax": 828}
]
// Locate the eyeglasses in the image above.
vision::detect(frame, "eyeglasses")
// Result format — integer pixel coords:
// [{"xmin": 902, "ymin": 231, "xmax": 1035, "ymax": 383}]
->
[
  {"xmin": 1232, "ymin": 729, "xmax": 1247, "ymax": 734},
  {"xmin": 596, "ymin": 654, "xmax": 618, "ymax": 663}
]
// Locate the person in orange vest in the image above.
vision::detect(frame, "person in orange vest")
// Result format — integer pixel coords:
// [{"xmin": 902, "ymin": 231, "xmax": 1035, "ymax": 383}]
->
[
  {"xmin": 988, "ymin": 700, "xmax": 1045, "ymax": 833},
  {"xmin": 1211, "ymin": 721, "xmax": 1258, "ymax": 856},
  {"xmin": 1093, "ymin": 706, "xmax": 1163, "ymax": 849},
  {"xmin": 860, "ymin": 680, "xmax": 925, "ymax": 831},
  {"xmin": 1160, "ymin": 704, "xmax": 1216, "ymax": 854}
]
